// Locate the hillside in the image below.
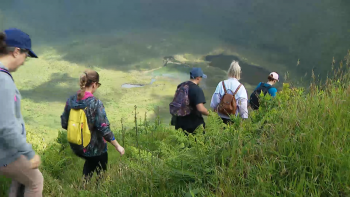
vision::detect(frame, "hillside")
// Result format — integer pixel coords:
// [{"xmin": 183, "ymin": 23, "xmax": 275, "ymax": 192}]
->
[{"xmin": 1, "ymin": 52, "xmax": 349, "ymax": 196}]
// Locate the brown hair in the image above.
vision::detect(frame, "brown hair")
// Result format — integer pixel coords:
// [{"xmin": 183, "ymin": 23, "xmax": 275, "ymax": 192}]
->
[
  {"xmin": 268, "ymin": 74, "xmax": 276, "ymax": 82},
  {"xmin": 0, "ymin": 32, "xmax": 28, "ymax": 55},
  {"xmin": 78, "ymin": 69, "xmax": 99, "ymax": 100},
  {"xmin": 0, "ymin": 32, "xmax": 7, "ymax": 55}
]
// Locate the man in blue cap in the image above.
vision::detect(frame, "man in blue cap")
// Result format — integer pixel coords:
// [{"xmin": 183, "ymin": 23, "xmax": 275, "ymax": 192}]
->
[
  {"xmin": 170, "ymin": 67, "xmax": 209, "ymax": 134},
  {"xmin": 0, "ymin": 28, "xmax": 43, "ymax": 197},
  {"xmin": 0, "ymin": 28, "xmax": 38, "ymax": 72}
]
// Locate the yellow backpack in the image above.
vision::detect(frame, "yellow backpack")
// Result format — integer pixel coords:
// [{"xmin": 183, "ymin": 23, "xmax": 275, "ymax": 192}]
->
[{"xmin": 67, "ymin": 108, "xmax": 91, "ymax": 148}]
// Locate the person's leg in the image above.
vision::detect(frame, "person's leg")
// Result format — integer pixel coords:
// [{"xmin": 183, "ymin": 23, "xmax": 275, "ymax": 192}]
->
[
  {"xmin": 7, "ymin": 180, "xmax": 20, "ymax": 197},
  {"xmin": 83, "ymin": 157, "xmax": 97, "ymax": 181},
  {"xmin": 18, "ymin": 183, "xmax": 25, "ymax": 197},
  {"xmin": 94, "ymin": 152, "xmax": 108, "ymax": 187},
  {"xmin": 221, "ymin": 118, "xmax": 234, "ymax": 130},
  {"xmin": 202, "ymin": 123, "xmax": 206, "ymax": 134},
  {"xmin": 0, "ymin": 155, "xmax": 43, "ymax": 197},
  {"xmin": 95, "ymin": 152, "xmax": 108, "ymax": 177},
  {"xmin": 221, "ymin": 118, "xmax": 230, "ymax": 125},
  {"xmin": 184, "ymin": 128, "xmax": 197, "ymax": 143},
  {"xmin": 185, "ymin": 128, "xmax": 195, "ymax": 135},
  {"xmin": 83, "ymin": 153, "xmax": 108, "ymax": 181}
]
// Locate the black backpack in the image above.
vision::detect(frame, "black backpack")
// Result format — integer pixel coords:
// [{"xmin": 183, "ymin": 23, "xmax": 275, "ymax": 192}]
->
[{"xmin": 249, "ymin": 83, "xmax": 272, "ymax": 110}]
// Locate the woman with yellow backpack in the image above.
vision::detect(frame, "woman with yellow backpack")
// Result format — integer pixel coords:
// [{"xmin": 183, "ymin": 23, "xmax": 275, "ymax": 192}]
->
[{"xmin": 60, "ymin": 69, "xmax": 125, "ymax": 183}]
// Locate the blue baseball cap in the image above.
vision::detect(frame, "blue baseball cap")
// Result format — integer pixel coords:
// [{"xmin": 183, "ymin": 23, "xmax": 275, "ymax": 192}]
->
[
  {"xmin": 190, "ymin": 67, "xmax": 207, "ymax": 79},
  {"xmin": 4, "ymin": 28, "xmax": 38, "ymax": 58}
]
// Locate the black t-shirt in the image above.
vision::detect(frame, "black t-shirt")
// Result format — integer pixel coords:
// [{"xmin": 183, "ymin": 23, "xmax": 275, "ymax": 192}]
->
[{"xmin": 174, "ymin": 81, "xmax": 206, "ymax": 132}]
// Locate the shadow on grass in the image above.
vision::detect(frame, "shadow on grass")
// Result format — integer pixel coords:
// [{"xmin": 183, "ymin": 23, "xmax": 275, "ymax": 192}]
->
[
  {"xmin": 147, "ymin": 94, "xmax": 174, "ymax": 125},
  {"xmin": 56, "ymin": 40, "xmax": 160, "ymax": 72},
  {"xmin": 50, "ymin": 30, "xmax": 221, "ymax": 73},
  {"xmin": 21, "ymin": 73, "xmax": 116, "ymax": 106},
  {"xmin": 21, "ymin": 73, "xmax": 78, "ymax": 103},
  {"xmin": 21, "ymin": 73, "xmax": 112, "ymax": 104}
]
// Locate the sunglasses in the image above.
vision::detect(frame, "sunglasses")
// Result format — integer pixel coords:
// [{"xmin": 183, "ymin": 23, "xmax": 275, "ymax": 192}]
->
[{"xmin": 19, "ymin": 48, "xmax": 31, "ymax": 58}]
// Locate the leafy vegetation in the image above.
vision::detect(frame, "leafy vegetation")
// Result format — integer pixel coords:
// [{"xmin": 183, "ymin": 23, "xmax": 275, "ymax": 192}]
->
[{"xmin": 1, "ymin": 51, "xmax": 349, "ymax": 196}]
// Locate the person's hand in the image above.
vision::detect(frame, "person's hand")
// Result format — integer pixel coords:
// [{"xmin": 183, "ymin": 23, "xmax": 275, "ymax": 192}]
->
[
  {"xmin": 115, "ymin": 144, "xmax": 125, "ymax": 156},
  {"xmin": 30, "ymin": 154, "xmax": 41, "ymax": 169}
]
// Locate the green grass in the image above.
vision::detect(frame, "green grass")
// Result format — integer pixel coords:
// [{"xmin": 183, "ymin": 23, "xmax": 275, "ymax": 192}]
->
[{"xmin": 1, "ymin": 51, "xmax": 349, "ymax": 196}]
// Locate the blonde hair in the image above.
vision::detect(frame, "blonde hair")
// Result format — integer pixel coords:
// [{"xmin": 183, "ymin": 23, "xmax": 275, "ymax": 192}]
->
[
  {"xmin": 227, "ymin": 60, "xmax": 241, "ymax": 80},
  {"xmin": 78, "ymin": 69, "xmax": 99, "ymax": 100}
]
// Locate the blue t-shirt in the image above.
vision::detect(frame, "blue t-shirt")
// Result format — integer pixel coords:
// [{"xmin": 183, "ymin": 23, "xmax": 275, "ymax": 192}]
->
[{"xmin": 255, "ymin": 82, "xmax": 277, "ymax": 97}]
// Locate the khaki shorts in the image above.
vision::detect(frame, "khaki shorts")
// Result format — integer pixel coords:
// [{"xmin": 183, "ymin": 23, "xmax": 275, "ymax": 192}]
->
[{"xmin": 0, "ymin": 155, "xmax": 43, "ymax": 197}]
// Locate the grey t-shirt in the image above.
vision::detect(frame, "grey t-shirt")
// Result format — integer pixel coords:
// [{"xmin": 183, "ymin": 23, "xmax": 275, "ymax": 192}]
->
[{"xmin": 0, "ymin": 62, "xmax": 35, "ymax": 167}]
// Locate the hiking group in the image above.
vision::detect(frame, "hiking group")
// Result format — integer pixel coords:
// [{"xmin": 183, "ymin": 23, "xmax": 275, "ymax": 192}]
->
[
  {"xmin": 169, "ymin": 61, "xmax": 279, "ymax": 134},
  {"xmin": 0, "ymin": 28, "xmax": 278, "ymax": 197}
]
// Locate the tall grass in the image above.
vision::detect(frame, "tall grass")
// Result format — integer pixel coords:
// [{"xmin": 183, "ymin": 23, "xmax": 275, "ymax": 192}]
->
[{"xmin": 1, "ymin": 53, "xmax": 350, "ymax": 196}]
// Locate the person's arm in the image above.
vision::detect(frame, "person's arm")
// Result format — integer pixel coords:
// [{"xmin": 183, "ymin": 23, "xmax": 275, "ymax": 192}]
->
[
  {"xmin": 210, "ymin": 93, "xmax": 221, "ymax": 112},
  {"xmin": 110, "ymin": 139, "xmax": 124, "ymax": 156},
  {"xmin": 269, "ymin": 87, "xmax": 278, "ymax": 97},
  {"xmin": 0, "ymin": 75, "xmax": 35, "ymax": 161},
  {"xmin": 196, "ymin": 103, "xmax": 209, "ymax": 116},
  {"xmin": 60, "ymin": 101, "xmax": 70, "ymax": 130},
  {"xmin": 210, "ymin": 83, "xmax": 221, "ymax": 111},
  {"xmin": 237, "ymin": 86, "xmax": 249, "ymax": 119},
  {"xmin": 237, "ymin": 98, "xmax": 248, "ymax": 119},
  {"xmin": 95, "ymin": 100, "xmax": 124, "ymax": 155}
]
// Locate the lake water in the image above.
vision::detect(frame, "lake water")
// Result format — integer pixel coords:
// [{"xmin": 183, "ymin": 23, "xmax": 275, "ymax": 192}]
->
[
  {"xmin": 121, "ymin": 84, "xmax": 145, "ymax": 88},
  {"xmin": 121, "ymin": 78, "xmax": 156, "ymax": 88}
]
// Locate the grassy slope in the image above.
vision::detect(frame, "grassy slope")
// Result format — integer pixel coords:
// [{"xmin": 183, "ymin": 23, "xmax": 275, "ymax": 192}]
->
[{"xmin": 1, "ymin": 52, "xmax": 349, "ymax": 196}]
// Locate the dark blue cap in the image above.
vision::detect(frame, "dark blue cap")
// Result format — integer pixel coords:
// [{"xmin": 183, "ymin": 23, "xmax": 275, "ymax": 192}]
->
[
  {"xmin": 4, "ymin": 28, "xmax": 38, "ymax": 58},
  {"xmin": 190, "ymin": 67, "xmax": 207, "ymax": 79}
]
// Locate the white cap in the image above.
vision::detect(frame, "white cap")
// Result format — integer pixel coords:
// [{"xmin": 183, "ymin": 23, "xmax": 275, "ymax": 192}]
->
[{"xmin": 270, "ymin": 72, "xmax": 279, "ymax": 82}]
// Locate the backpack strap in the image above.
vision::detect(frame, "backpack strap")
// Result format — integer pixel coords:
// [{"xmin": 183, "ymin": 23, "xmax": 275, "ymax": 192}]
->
[
  {"xmin": 260, "ymin": 82, "xmax": 273, "ymax": 91},
  {"xmin": 266, "ymin": 85, "xmax": 273, "ymax": 90},
  {"xmin": 0, "ymin": 68, "xmax": 14, "ymax": 82},
  {"xmin": 181, "ymin": 81, "xmax": 191, "ymax": 87},
  {"xmin": 222, "ymin": 81, "xmax": 228, "ymax": 94},
  {"xmin": 233, "ymin": 84, "xmax": 242, "ymax": 96}
]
